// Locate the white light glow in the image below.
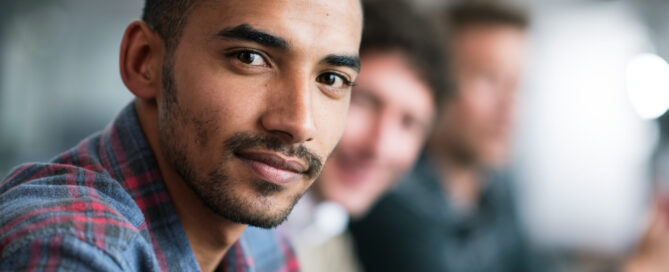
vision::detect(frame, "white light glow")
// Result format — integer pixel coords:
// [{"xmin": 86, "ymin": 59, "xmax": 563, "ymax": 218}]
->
[{"xmin": 626, "ymin": 53, "xmax": 669, "ymax": 119}]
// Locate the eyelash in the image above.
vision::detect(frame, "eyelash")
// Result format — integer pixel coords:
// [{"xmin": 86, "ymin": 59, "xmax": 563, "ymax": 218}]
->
[
  {"xmin": 225, "ymin": 49, "xmax": 270, "ymax": 67},
  {"xmin": 330, "ymin": 72, "xmax": 357, "ymax": 87},
  {"xmin": 343, "ymin": 76, "xmax": 357, "ymax": 87}
]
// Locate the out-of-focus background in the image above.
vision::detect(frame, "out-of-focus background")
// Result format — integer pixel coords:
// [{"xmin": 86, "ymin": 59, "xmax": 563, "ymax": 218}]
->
[
  {"xmin": 2, "ymin": 0, "xmax": 669, "ymax": 270},
  {"xmin": 0, "ymin": 0, "xmax": 139, "ymax": 173}
]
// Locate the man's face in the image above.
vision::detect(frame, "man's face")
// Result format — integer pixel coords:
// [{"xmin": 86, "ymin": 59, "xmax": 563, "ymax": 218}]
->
[
  {"xmin": 315, "ymin": 52, "xmax": 435, "ymax": 218},
  {"xmin": 157, "ymin": 0, "xmax": 362, "ymax": 228},
  {"xmin": 441, "ymin": 25, "xmax": 526, "ymax": 168}
]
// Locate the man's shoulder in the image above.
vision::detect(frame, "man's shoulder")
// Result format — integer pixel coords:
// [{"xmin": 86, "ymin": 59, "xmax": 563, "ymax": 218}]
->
[
  {"xmin": 0, "ymin": 162, "xmax": 153, "ymax": 270},
  {"xmin": 1, "ymin": 160, "xmax": 144, "ymax": 224},
  {"xmin": 380, "ymin": 159, "xmax": 451, "ymax": 219},
  {"xmin": 368, "ymin": 178, "xmax": 437, "ymax": 222}
]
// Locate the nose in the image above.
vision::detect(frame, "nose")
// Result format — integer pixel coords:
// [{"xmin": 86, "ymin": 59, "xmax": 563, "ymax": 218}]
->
[
  {"xmin": 373, "ymin": 113, "xmax": 400, "ymax": 162},
  {"xmin": 260, "ymin": 73, "xmax": 317, "ymax": 144}
]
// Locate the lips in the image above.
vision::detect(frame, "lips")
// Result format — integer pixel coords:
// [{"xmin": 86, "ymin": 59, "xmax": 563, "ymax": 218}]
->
[{"xmin": 235, "ymin": 151, "xmax": 307, "ymax": 184}]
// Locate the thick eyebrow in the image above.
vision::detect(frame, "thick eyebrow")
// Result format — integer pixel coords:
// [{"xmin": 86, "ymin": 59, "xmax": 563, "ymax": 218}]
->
[
  {"xmin": 321, "ymin": 55, "xmax": 361, "ymax": 73},
  {"xmin": 217, "ymin": 24, "xmax": 288, "ymax": 49}
]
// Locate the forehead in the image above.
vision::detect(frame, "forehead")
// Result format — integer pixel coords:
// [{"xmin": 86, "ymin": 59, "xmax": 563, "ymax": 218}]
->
[
  {"xmin": 453, "ymin": 25, "xmax": 526, "ymax": 63},
  {"xmin": 356, "ymin": 52, "xmax": 434, "ymax": 117},
  {"xmin": 185, "ymin": 0, "xmax": 362, "ymax": 54}
]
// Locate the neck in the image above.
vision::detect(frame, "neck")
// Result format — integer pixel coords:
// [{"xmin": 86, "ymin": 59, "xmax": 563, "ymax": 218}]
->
[{"xmin": 134, "ymin": 100, "xmax": 247, "ymax": 272}]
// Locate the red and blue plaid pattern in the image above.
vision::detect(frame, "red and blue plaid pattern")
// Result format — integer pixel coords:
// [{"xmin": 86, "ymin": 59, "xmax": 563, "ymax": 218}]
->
[{"xmin": 0, "ymin": 103, "xmax": 299, "ymax": 272}]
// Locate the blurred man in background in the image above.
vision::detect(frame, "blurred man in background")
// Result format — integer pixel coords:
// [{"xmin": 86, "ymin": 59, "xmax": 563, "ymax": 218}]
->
[
  {"xmin": 351, "ymin": 2, "xmax": 531, "ymax": 271},
  {"xmin": 280, "ymin": 0, "xmax": 449, "ymax": 271}
]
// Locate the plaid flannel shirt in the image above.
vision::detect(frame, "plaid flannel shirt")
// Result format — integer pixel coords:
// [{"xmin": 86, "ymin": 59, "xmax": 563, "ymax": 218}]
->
[{"xmin": 0, "ymin": 103, "xmax": 299, "ymax": 272}]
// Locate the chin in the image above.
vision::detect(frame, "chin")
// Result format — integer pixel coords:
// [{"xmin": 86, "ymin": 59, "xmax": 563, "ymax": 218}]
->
[
  {"xmin": 191, "ymin": 173, "xmax": 306, "ymax": 229},
  {"xmin": 217, "ymin": 196, "xmax": 299, "ymax": 229}
]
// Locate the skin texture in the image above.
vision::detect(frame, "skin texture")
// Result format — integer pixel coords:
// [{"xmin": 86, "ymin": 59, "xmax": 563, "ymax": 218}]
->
[
  {"xmin": 315, "ymin": 51, "xmax": 435, "ymax": 218},
  {"xmin": 119, "ymin": 0, "xmax": 362, "ymax": 271}
]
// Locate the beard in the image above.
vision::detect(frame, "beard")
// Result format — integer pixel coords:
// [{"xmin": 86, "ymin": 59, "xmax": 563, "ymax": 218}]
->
[{"xmin": 157, "ymin": 60, "xmax": 323, "ymax": 228}]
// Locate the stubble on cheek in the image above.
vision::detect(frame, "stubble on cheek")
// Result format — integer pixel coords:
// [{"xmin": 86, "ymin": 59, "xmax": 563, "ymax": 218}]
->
[{"xmin": 190, "ymin": 108, "xmax": 222, "ymax": 149}]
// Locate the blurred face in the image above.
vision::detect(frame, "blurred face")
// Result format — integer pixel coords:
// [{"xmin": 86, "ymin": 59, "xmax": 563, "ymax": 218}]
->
[
  {"xmin": 158, "ymin": 0, "xmax": 362, "ymax": 228},
  {"xmin": 315, "ymin": 52, "xmax": 435, "ymax": 218},
  {"xmin": 439, "ymin": 25, "xmax": 526, "ymax": 168}
]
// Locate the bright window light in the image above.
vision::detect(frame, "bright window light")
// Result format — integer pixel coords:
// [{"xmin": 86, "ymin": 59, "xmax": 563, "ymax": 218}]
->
[{"xmin": 626, "ymin": 53, "xmax": 669, "ymax": 120}]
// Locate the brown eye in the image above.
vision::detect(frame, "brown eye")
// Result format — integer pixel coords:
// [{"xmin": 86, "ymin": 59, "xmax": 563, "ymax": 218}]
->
[
  {"xmin": 317, "ymin": 72, "xmax": 351, "ymax": 89},
  {"xmin": 236, "ymin": 51, "xmax": 267, "ymax": 66}
]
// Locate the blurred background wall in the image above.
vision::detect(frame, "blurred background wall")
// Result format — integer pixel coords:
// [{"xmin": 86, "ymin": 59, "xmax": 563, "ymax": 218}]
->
[
  {"xmin": 512, "ymin": 0, "xmax": 656, "ymax": 260},
  {"xmin": 0, "ymin": 0, "xmax": 139, "ymax": 175},
  {"xmin": 2, "ymin": 0, "xmax": 669, "ymax": 270}
]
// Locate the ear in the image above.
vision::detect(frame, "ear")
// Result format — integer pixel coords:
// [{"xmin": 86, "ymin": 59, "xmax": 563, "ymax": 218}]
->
[{"xmin": 119, "ymin": 21, "xmax": 164, "ymax": 100}]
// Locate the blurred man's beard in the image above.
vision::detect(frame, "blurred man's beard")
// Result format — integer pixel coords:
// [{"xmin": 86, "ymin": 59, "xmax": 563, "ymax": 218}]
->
[{"xmin": 157, "ymin": 62, "xmax": 322, "ymax": 228}]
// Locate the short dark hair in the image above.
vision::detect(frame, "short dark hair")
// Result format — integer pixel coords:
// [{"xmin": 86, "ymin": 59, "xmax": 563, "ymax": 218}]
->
[
  {"xmin": 446, "ymin": 1, "xmax": 529, "ymax": 31},
  {"xmin": 142, "ymin": 0, "xmax": 365, "ymax": 53},
  {"xmin": 142, "ymin": 0, "xmax": 199, "ymax": 51},
  {"xmin": 361, "ymin": 0, "xmax": 452, "ymax": 107}
]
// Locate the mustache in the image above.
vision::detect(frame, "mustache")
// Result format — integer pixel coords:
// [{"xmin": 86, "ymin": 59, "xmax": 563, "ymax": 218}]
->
[{"xmin": 224, "ymin": 132, "xmax": 323, "ymax": 179}]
